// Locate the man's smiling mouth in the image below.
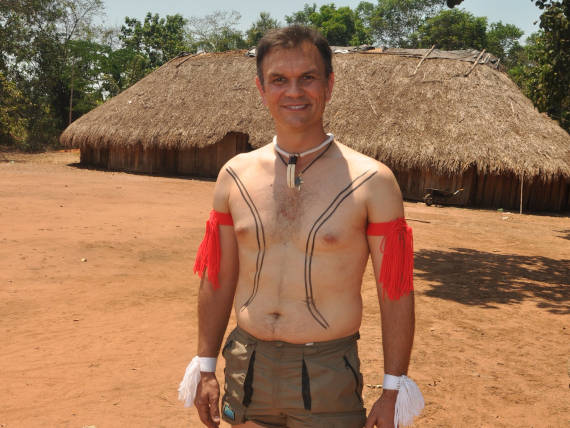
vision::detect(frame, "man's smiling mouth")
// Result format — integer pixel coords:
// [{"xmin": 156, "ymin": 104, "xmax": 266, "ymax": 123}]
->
[{"xmin": 283, "ymin": 104, "xmax": 308, "ymax": 110}]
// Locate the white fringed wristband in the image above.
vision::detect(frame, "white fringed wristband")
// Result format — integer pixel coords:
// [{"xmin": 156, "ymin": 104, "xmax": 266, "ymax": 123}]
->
[
  {"xmin": 177, "ymin": 356, "xmax": 217, "ymax": 407},
  {"xmin": 383, "ymin": 374, "xmax": 425, "ymax": 427}
]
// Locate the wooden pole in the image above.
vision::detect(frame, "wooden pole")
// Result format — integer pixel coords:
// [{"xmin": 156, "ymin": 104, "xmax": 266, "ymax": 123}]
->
[
  {"xmin": 412, "ymin": 45, "xmax": 436, "ymax": 76},
  {"xmin": 68, "ymin": 63, "xmax": 74, "ymax": 126},
  {"xmin": 464, "ymin": 49, "xmax": 486, "ymax": 77},
  {"xmin": 520, "ymin": 174, "xmax": 523, "ymax": 214}
]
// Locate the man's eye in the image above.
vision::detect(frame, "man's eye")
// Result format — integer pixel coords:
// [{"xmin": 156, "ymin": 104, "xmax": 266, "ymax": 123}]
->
[
  {"xmin": 303, "ymin": 75, "xmax": 315, "ymax": 80},
  {"xmin": 273, "ymin": 77, "xmax": 285, "ymax": 83}
]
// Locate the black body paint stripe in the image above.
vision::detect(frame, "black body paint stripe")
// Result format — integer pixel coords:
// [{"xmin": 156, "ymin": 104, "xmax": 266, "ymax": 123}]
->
[
  {"xmin": 302, "ymin": 170, "xmax": 369, "ymax": 328},
  {"xmin": 304, "ymin": 170, "xmax": 378, "ymax": 329},
  {"xmin": 226, "ymin": 167, "xmax": 265, "ymax": 308}
]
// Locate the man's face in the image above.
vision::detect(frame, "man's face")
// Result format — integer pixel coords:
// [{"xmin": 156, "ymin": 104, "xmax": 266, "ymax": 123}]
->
[{"xmin": 256, "ymin": 42, "xmax": 334, "ymax": 133}]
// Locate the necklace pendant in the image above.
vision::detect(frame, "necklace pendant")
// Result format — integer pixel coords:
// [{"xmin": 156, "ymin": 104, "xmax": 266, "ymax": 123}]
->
[
  {"xmin": 295, "ymin": 176, "xmax": 303, "ymax": 190},
  {"xmin": 287, "ymin": 162, "xmax": 297, "ymax": 189}
]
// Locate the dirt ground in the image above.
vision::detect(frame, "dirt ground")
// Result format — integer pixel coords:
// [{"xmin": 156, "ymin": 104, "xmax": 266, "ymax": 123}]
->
[{"xmin": 0, "ymin": 151, "xmax": 568, "ymax": 428}]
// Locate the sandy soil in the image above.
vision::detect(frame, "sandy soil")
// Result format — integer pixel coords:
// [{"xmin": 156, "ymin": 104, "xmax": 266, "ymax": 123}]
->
[{"xmin": 0, "ymin": 151, "xmax": 568, "ymax": 428}]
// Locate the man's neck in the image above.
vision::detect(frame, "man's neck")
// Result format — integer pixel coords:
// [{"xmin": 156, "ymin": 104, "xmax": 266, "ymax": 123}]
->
[{"xmin": 274, "ymin": 126, "xmax": 329, "ymax": 154}]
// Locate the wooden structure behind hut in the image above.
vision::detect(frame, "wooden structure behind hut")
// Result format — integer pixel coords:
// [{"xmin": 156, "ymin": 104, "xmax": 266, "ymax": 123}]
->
[{"xmin": 60, "ymin": 50, "xmax": 570, "ymax": 212}]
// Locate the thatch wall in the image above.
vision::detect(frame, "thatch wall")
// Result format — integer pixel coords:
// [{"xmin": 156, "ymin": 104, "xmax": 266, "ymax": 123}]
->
[{"xmin": 60, "ymin": 50, "xmax": 570, "ymax": 212}]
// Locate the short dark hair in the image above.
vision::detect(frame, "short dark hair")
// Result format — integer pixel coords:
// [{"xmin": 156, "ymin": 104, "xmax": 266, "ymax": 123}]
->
[{"xmin": 256, "ymin": 25, "xmax": 333, "ymax": 85}]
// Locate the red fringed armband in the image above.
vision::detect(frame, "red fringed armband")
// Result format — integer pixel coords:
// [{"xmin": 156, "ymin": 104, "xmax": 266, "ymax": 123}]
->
[
  {"xmin": 367, "ymin": 217, "xmax": 413, "ymax": 300},
  {"xmin": 193, "ymin": 210, "xmax": 234, "ymax": 289}
]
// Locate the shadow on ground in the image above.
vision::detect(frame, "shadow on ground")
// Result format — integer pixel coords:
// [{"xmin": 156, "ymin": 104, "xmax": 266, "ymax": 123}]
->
[
  {"xmin": 67, "ymin": 162, "xmax": 215, "ymax": 181},
  {"xmin": 414, "ymin": 248, "xmax": 570, "ymax": 314}
]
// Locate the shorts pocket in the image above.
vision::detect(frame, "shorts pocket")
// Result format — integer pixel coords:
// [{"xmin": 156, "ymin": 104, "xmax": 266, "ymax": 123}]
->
[
  {"xmin": 303, "ymin": 345, "xmax": 364, "ymax": 414},
  {"xmin": 221, "ymin": 331, "xmax": 256, "ymax": 424},
  {"xmin": 343, "ymin": 353, "xmax": 364, "ymax": 406}
]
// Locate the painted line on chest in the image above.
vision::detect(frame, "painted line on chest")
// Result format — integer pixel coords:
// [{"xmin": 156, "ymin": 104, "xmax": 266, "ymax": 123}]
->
[{"xmin": 226, "ymin": 167, "xmax": 266, "ymax": 309}]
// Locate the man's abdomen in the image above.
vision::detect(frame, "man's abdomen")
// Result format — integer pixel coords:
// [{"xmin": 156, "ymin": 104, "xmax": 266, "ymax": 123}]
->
[
  {"xmin": 233, "ymin": 233, "xmax": 369, "ymax": 343},
  {"xmin": 235, "ymin": 283, "xmax": 364, "ymax": 343}
]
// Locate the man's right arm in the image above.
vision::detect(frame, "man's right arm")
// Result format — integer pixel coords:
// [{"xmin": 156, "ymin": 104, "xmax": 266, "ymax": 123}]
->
[{"xmin": 195, "ymin": 168, "xmax": 239, "ymax": 427}]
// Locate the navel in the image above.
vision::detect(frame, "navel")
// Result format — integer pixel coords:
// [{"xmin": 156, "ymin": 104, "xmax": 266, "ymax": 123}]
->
[{"xmin": 268, "ymin": 311, "xmax": 282, "ymax": 320}]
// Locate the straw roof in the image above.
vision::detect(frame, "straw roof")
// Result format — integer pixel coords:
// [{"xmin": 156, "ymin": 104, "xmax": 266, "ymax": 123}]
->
[{"xmin": 60, "ymin": 50, "xmax": 570, "ymax": 179}]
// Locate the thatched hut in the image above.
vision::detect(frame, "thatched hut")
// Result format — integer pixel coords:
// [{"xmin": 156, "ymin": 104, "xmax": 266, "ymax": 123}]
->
[{"xmin": 60, "ymin": 49, "xmax": 570, "ymax": 212}]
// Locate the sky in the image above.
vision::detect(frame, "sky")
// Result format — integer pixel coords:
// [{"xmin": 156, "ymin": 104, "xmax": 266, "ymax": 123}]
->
[{"xmin": 98, "ymin": 0, "xmax": 542, "ymax": 43}]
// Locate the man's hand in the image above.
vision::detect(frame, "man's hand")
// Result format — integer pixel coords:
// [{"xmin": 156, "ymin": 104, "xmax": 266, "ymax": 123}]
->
[
  {"xmin": 195, "ymin": 372, "xmax": 221, "ymax": 427},
  {"xmin": 365, "ymin": 390, "xmax": 398, "ymax": 428}
]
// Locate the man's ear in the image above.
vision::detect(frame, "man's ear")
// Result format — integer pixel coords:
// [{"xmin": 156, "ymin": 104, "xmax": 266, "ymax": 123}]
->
[
  {"xmin": 326, "ymin": 72, "xmax": 335, "ymax": 103},
  {"xmin": 255, "ymin": 75, "xmax": 267, "ymax": 106}
]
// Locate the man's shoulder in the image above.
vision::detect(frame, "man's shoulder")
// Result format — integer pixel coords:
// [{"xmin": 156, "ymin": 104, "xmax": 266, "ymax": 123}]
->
[
  {"xmin": 334, "ymin": 141, "xmax": 403, "ymax": 219},
  {"xmin": 335, "ymin": 141, "xmax": 394, "ymax": 182},
  {"xmin": 222, "ymin": 144, "xmax": 273, "ymax": 174}
]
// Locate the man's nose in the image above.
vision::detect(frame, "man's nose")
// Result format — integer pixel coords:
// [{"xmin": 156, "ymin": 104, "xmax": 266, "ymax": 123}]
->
[{"xmin": 285, "ymin": 79, "xmax": 304, "ymax": 97}]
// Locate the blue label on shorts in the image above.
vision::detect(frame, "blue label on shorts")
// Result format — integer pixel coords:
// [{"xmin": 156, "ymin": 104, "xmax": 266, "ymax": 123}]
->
[{"xmin": 223, "ymin": 403, "xmax": 235, "ymax": 420}]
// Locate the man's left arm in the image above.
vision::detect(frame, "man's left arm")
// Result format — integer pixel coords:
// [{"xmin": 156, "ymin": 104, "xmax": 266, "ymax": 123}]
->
[{"xmin": 364, "ymin": 165, "xmax": 418, "ymax": 428}]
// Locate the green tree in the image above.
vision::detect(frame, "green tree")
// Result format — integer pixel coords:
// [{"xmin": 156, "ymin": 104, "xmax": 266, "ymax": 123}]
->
[
  {"xmin": 508, "ymin": 32, "xmax": 545, "ymax": 100},
  {"xmin": 285, "ymin": 3, "xmax": 317, "ymax": 26},
  {"xmin": 44, "ymin": 0, "xmax": 104, "ymax": 130},
  {"xmin": 187, "ymin": 10, "xmax": 246, "ymax": 52},
  {"xmin": 360, "ymin": 0, "xmax": 446, "ymax": 47},
  {"xmin": 246, "ymin": 12, "xmax": 279, "ymax": 47},
  {"xmin": 120, "ymin": 12, "xmax": 189, "ymax": 70},
  {"xmin": 0, "ymin": 0, "xmax": 106, "ymax": 150},
  {"xmin": 486, "ymin": 21, "xmax": 524, "ymax": 67},
  {"xmin": 413, "ymin": 8, "xmax": 488, "ymax": 50},
  {"xmin": 209, "ymin": 27, "xmax": 247, "ymax": 51},
  {"xmin": 286, "ymin": 3, "xmax": 372, "ymax": 46},
  {"xmin": 0, "ymin": 71, "xmax": 29, "ymax": 145},
  {"xmin": 406, "ymin": 8, "xmax": 524, "ymax": 66},
  {"xmin": 65, "ymin": 37, "xmax": 111, "ymax": 114},
  {"xmin": 0, "ymin": 1, "xmax": 64, "ymax": 73},
  {"xmin": 94, "ymin": 28, "xmax": 140, "ymax": 97},
  {"xmin": 528, "ymin": 0, "xmax": 569, "ymax": 130}
]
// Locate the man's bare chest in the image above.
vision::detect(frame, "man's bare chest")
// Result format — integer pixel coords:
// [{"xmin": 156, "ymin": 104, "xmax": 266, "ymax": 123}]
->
[{"xmin": 226, "ymin": 168, "xmax": 372, "ymax": 250}]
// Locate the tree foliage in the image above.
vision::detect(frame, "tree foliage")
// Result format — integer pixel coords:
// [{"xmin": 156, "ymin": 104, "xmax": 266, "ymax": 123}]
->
[
  {"xmin": 246, "ymin": 12, "xmax": 279, "ymax": 47},
  {"xmin": 120, "ymin": 13, "xmax": 189, "ymax": 70},
  {"xmin": 526, "ymin": 0, "xmax": 569, "ymax": 130},
  {"xmin": 285, "ymin": 3, "xmax": 317, "ymax": 27},
  {"xmin": 0, "ymin": 71, "xmax": 29, "ymax": 145},
  {"xmin": 286, "ymin": 3, "xmax": 371, "ymax": 46},
  {"xmin": 410, "ymin": 8, "xmax": 526, "ymax": 69},
  {"xmin": 486, "ymin": 21, "xmax": 524, "ymax": 67},
  {"xmin": 187, "ymin": 10, "xmax": 246, "ymax": 52},
  {"xmin": 413, "ymin": 8, "xmax": 488, "ymax": 50},
  {"xmin": 359, "ymin": 0, "xmax": 446, "ymax": 47},
  {"xmin": 509, "ymin": 33, "xmax": 546, "ymax": 100},
  {"xmin": 0, "ymin": 0, "xmax": 105, "ymax": 150},
  {"xmin": 97, "ymin": 31, "xmax": 145, "ymax": 97}
]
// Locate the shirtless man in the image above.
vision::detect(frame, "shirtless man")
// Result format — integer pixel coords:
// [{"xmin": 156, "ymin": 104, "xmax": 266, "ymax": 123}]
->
[{"xmin": 183, "ymin": 26, "xmax": 420, "ymax": 428}]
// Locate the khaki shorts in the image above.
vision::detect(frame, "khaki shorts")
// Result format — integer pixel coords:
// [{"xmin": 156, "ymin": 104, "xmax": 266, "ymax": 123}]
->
[{"xmin": 221, "ymin": 326, "xmax": 366, "ymax": 428}]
